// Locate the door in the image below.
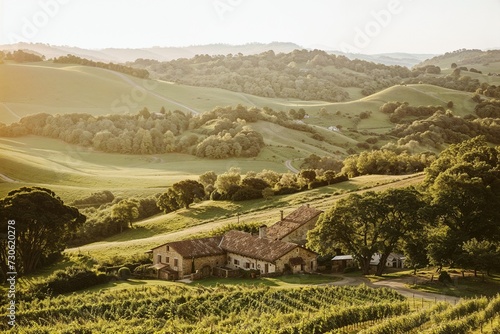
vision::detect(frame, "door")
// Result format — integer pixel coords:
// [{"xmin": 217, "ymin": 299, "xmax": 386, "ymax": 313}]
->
[{"xmin": 264, "ymin": 263, "xmax": 268, "ymax": 274}]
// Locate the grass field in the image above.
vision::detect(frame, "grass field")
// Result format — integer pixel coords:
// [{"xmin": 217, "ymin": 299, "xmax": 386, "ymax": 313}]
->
[{"xmin": 0, "ymin": 135, "xmax": 289, "ymax": 201}]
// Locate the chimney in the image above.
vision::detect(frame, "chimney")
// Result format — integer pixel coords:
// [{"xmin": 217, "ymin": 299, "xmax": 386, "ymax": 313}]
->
[
  {"xmin": 280, "ymin": 210, "xmax": 284, "ymax": 221},
  {"xmin": 306, "ymin": 204, "xmax": 310, "ymax": 208},
  {"xmin": 259, "ymin": 225, "xmax": 267, "ymax": 239}
]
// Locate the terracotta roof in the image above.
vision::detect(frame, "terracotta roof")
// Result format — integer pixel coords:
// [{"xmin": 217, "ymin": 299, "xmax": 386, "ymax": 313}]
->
[
  {"xmin": 219, "ymin": 230, "xmax": 299, "ymax": 263},
  {"xmin": 266, "ymin": 205, "xmax": 323, "ymax": 240},
  {"xmin": 153, "ymin": 236, "xmax": 225, "ymax": 258}
]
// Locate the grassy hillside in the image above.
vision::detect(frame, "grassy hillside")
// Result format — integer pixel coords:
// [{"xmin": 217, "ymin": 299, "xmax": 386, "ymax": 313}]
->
[
  {"xmin": 417, "ymin": 49, "xmax": 500, "ymax": 72},
  {"xmin": 0, "ymin": 136, "xmax": 290, "ymax": 201},
  {"xmin": 0, "ymin": 61, "xmax": 331, "ymax": 125},
  {"xmin": 0, "ymin": 61, "xmax": 478, "ymax": 128}
]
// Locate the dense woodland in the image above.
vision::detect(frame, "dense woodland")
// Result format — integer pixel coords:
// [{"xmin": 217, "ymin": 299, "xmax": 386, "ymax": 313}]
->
[
  {"xmin": 129, "ymin": 49, "xmax": 412, "ymax": 101},
  {"xmin": 309, "ymin": 137, "xmax": 500, "ymax": 276},
  {"xmin": 0, "ymin": 106, "xmax": 272, "ymax": 158}
]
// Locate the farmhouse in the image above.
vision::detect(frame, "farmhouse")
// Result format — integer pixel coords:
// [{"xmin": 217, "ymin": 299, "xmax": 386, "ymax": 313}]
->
[
  {"xmin": 331, "ymin": 255, "xmax": 356, "ymax": 272},
  {"xmin": 371, "ymin": 253, "xmax": 406, "ymax": 268},
  {"xmin": 151, "ymin": 236, "xmax": 226, "ymax": 280},
  {"xmin": 149, "ymin": 205, "xmax": 322, "ymax": 280},
  {"xmin": 220, "ymin": 229, "xmax": 317, "ymax": 274},
  {"xmin": 266, "ymin": 204, "xmax": 323, "ymax": 245}
]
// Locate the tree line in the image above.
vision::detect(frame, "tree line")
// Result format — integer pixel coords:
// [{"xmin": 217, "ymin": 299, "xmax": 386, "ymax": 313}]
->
[
  {"xmin": 308, "ymin": 137, "xmax": 500, "ymax": 276},
  {"xmin": 1, "ymin": 49, "xmax": 44, "ymax": 63},
  {"xmin": 0, "ymin": 105, "xmax": 329, "ymax": 158},
  {"xmin": 156, "ymin": 167, "xmax": 349, "ymax": 213},
  {"xmin": 53, "ymin": 54, "xmax": 149, "ymax": 79}
]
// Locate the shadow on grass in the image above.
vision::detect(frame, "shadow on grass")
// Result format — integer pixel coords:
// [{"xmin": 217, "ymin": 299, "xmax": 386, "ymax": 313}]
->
[
  {"xmin": 410, "ymin": 276, "xmax": 500, "ymax": 298},
  {"xmin": 190, "ymin": 274, "xmax": 341, "ymax": 288},
  {"xmin": 99, "ymin": 226, "xmax": 158, "ymax": 242},
  {"xmin": 177, "ymin": 204, "xmax": 237, "ymax": 220},
  {"xmin": 191, "ymin": 277, "xmax": 280, "ymax": 287}
]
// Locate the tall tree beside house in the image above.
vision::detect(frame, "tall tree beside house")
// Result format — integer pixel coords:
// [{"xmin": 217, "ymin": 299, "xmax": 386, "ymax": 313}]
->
[
  {"xmin": 421, "ymin": 136, "xmax": 500, "ymax": 269},
  {"xmin": 374, "ymin": 188, "xmax": 425, "ymax": 275},
  {"xmin": 0, "ymin": 187, "xmax": 85, "ymax": 276},
  {"xmin": 461, "ymin": 238, "xmax": 500, "ymax": 277},
  {"xmin": 307, "ymin": 188, "xmax": 424, "ymax": 275},
  {"xmin": 307, "ymin": 192, "xmax": 379, "ymax": 275}
]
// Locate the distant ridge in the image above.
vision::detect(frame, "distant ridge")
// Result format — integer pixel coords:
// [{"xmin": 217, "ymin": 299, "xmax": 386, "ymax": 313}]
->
[
  {"xmin": 1, "ymin": 42, "xmax": 435, "ymax": 67},
  {"xmin": 0, "ymin": 42, "xmax": 303, "ymax": 63}
]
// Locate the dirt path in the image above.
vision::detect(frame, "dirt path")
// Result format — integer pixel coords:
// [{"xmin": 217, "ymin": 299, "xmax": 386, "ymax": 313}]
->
[{"xmin": 325, "ymin": 274, "xmax": 460, "ymax": 304}]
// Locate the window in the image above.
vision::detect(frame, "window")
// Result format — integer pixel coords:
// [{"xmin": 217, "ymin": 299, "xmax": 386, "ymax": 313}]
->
[
  {"xmin": 234, "ymin": 259, "xmax": 240, "ymax": 266},
  {"xmin": 166, "ymin": 257, "xmax": 170, "ymax": 264},
  {"xmin": 157, "ymin": 254, "xmax": 161, "ymax": 263},
  {"xmin": 174, "ymin": 258, "xmax": 178, "ymax": 267},
  {"xmin": 166, "ymin": 245, "xmax": 170, "ymax": 251},
  {"xmin": 245, "ymin": 262, "xmax": 250, "ymax": 269}
]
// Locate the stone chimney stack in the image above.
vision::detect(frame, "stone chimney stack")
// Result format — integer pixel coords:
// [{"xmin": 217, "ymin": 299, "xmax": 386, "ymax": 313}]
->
[
  {"xmin": 259, "ymin": 225, "xmax": 267, "ymax": 239},
  {"xmin": 280, "ymin": 210, "xmax": 284, "ymax": 221}
]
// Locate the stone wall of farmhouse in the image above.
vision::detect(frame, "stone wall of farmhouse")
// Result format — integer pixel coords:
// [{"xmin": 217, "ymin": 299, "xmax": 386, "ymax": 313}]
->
[
  {"xmin": 153, "ymin": 246, "xmax": 184, "ymax": 273},
  {"xmin": 275, "ymin": 247, "xmax": 317, "ymax": 273},
  {"xmin": 190, "ymin": 255, "xmax": 227, "ymax": 277},
  {"xmin": 281, "ymin": 218, "xmax": 319, "ymax": 245},
  {"xmin": 153, "ymin": 245, "xmax": 226, "ymax": 277},
  {"xmin": 225, "ymin": 252, "xmax": 277, "ymax": 274}
]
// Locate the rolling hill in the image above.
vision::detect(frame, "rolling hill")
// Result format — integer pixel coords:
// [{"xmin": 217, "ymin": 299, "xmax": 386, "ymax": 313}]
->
[
  {"xmin": 0, "ymin": 60, "xmax": 489, "ymax": 197},
  {"xmin": 1, "ymin": 51, "xmax": 499, "ymax": 315},
  {"xmin": 0, "ymin": 61, "xmax": 477, "ymax": 126},
  {"xmin": 416, "ymin": 49, "xmax": 500, "ymax": 74}
]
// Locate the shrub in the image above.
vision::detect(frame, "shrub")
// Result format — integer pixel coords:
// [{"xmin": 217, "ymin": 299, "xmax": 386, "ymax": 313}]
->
[
  {"xmin": 24, "ymin": 266, "xmax": 111, "ymax": 298},
  {"xmin": 118, "ymin": 267, "xmax": 132, "ymax": 279},
  {"xmin": 438, "ymin": 271, "xmax": 452, "ymax": 284},
  {"xmin": 133, "ymin": 264, "xmax": 156, "ymax": 278},
  {"xmin": 231, "ymin": 187, "xmax": 263, "ymax": 201}
]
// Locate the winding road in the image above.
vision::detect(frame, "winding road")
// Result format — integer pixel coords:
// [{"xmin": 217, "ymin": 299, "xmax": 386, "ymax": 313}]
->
[
  {"xmin": 285, "ymin": 159, "xmax": 300, "ymax": 174},
  {"xmin": 1, "ymin": 102, "xmax": 21, "ymax": 121},
  {"xmin": 0, "ymin": 173, "xmax": 18, "ymax": 183}
]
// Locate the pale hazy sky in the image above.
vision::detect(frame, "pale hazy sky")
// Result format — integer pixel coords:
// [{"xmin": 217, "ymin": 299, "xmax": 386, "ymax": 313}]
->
[{"xmin": 1, "ymin": 0, "xmax": 499, "ymax": 54}]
